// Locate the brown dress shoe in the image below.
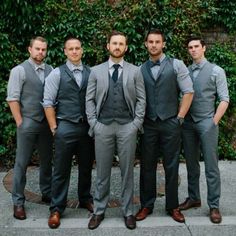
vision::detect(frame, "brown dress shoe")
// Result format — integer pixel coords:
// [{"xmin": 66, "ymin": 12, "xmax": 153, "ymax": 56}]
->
[
  {"xmin": 13, "ymin": 205, "xmax": 26, "ymax": 220},
  {"xmin": 88, "ymin": 214, "xmax": 105, "ymax": 230},
  {"xmin": 168, "ymin": 208, "xmax": 185, "ymax": 223},
  {"xmin": 179, "ymin": 197, "xmax": 201, "ymax": 211},
  {"xmin": 210, "ymin": 208, "xmax": 222, "ymax": 224},
  {"xmin": 79, "ymin": 201, "xmax": 94, "ymax": 213},
  {"xmin": 124, "ymin": 215, "xmax": 136, "ymax": 230},
  {"xmin": 48, "ymin": 211, "xmax": 61, "ymax": 229},
  {"xmin": 135, "ymin": 207, "xmax": 153, "ymax": 221}
]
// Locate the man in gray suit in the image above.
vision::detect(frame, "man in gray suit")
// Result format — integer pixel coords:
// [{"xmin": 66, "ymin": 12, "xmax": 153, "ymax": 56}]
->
[
  {"xmin": 6, "ymin": 36, "xmax": 53, "ymax": 220},
  {"xmin": 135, "ymin": 29, "xmax": 194, "ymax": 223},
  {"xmin": 86, "ymin": 30, "xmax": 146, "ymax": 230},
  {"xmin": 179, "ymin": 36, "xmax": 229, "ymax": 224},
  {"xmin": 43, "ymin": 36, "xmax": 94, "ymax": 229}
]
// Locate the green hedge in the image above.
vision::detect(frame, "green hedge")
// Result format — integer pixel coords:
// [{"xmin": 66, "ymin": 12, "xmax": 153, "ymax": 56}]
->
[{"xmin": 1, "ymin": 0, "xmax": 236, "ymax": 167}]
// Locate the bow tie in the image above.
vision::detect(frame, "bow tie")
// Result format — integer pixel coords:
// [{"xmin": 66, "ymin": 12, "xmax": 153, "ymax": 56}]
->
[
  {"xmin": 35, "ymin": 64, "xmax": 45, "ymax": 71},
  {"xmin": 192, "ymin": 64, "xmax": 200, "ymax": 71},
  {"xmin": 150, "ymin": 60, "xmax": 160, "ymax": 67},
  {"xmin": 72, "ymin": 66, "xmax": 83, "ymax": 72}
]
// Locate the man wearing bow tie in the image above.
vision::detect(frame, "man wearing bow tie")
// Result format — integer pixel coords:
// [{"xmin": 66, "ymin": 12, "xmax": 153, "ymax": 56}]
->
[
  {"xmin": 43, "ymin": 36, "xmax": 94, "ymax": 229},
  {"xmin": 135, "ymin": 29, "xmax": 194, "ymax": 223},
  {"xmin": 6, "ymin": 36, "xmax": 53, "ymax": 220},
  {"xmin": 179, "ymin": 36, "xmax": 229, "ymax": 224},
  {"xmin": 86, "ymin": 30, "xmax": 146, "ymax": 230}
]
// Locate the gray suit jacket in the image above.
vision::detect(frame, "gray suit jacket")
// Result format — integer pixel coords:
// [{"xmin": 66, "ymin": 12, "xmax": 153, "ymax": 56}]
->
[{"xmin": 86, "ymin": 61, "xmax": 146, "ymax": 137}]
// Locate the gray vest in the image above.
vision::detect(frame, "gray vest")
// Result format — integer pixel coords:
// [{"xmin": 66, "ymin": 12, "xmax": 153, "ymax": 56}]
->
[
  {"xmin": 56, "ymin": 64, "xmax": 90, "ymax": 123},
  {"xmin": 20, "ymin": 60, "xmax": 52, "ymax": 122},
  {"xmin": 188, "ymin": 61, "xmax": 216, "ymax": 122},
  {"xmin": 98, "ymin": 73, "xmax": 133, "ymax": 125},
  {"xmin": 141, "ymin": 57, "xmax": 179, "ymax": 121}
]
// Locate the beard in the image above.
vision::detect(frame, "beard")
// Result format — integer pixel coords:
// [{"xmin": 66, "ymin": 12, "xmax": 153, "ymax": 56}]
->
[{"xmin": 109, "ymin": 49, "xmax": 126, "ymax": 59}]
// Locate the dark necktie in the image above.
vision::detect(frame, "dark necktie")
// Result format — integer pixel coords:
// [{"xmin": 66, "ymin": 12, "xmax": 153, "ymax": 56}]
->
[
  {"xmin": 112, "ymin": 64, "xmax": 120, "ymax": 82},
  {"xmin": 150, "ymin": 60, "xmax": 160, "ymax": 67}
]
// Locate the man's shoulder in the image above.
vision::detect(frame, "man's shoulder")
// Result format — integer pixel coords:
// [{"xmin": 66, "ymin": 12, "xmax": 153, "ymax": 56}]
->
[{"xmin": 91, "ymin": 62, "xmax": 107, "ymax": 71}]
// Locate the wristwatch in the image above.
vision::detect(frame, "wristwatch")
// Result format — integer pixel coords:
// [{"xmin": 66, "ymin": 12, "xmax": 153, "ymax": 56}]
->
[{"xmin": 177, "ymin": 116, "xmax": 185, "ymax": 126}]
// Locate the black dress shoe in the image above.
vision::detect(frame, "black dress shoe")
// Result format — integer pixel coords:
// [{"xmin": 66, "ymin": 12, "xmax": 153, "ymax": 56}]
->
[
  {"xmin": 13, "ymin": 205, "xmax": 26, "ymax": 220},
  {"xmin": 124, "ymin": 215, "xmax": 136, "ymax": 230},
  {"xmin": 179, "ymin": 197, "xmax": 201, "ymax": 211},
  {"xmin": 79, "ymin": 201, "xmax": 94, "ymax": 213},
  {"xmin": 88, "ymin": 214, "xmax": 105, "ymax": 230},
  {"xmin": 42, "ymin": 195, "xmax": 51, "ymax": 203},
  {"xmin": 210, "ymin": 208, "xmax": 222, "ymax": 224}
]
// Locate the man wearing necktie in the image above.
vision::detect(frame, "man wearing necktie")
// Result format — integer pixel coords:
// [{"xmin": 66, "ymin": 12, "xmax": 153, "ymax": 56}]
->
[
  {"xmin": 135, "ymin": 29, "xmax": 194, "ymax": 223},
  {"xmin": 6, "ymin": 36, "xmax": 53, "ymax": 220},
  {"xmin": 43, "ymin": 36, "xmax": 94, "ymax": 229},
  {"xmin": 86, "ymin": 30, "xmax": 146, "ymax": 230},
  {"xmin": 179, "ymin": 36, "xmax": 229, "ymax": 224}
]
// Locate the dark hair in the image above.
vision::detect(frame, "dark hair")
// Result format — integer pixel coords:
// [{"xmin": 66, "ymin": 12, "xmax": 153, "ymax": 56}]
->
[
  {"xmin": 107, "ymin": 30, "xmax": 128, "ymax": 44},
  {"xmin": 186, "ymin": 36, "xmax": 206, "ymax": 47},
  {"xmin": 29, "ymin": 36, "xmax": 47, "ymax": 47},
  {"xmin": 145, "ymin": 28, "xmax": 165, "ymax": 42},
  {"xmin": 64, "ymin": 36, "xmax": 82, "ymax": 48}
]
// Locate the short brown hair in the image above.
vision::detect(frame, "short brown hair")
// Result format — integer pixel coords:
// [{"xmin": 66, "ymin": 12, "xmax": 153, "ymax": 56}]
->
[
  {"xmin": 107, "ymin": 30, "xmax": 128, "ymax": 44},
  {"xmin": 29, "ymin": 36, "xmax": 47, "ymax": 47}
]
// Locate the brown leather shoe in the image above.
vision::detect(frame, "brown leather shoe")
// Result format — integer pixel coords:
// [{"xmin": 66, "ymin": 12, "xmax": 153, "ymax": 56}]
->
[
  {"xmin": 88, "ymin": 213, "xmax": 105, "ymax": 230},
  {"xmin": 124, "ymin": 215, "xmax": 136, "ymax": 230},
  {"xmin": 210, "ymin": 208, "xmax": 222, "ymax": 224},
  {"xmin": 79, "ymin": 201, "xmax": 94, "ymax": 213},
  {"xmin": 13, "ymin": 205, "xmax": 26, "ymax": 220},
  {"xmin": 135, "ymin": 207, "xmax": 153, "ymax": 221},
  {"xmin": 168, "ymin": 208, "xmax": 185, "ymax": 223},
  {"xmin": 48, "ymin": 211, "xmax": 60, "ymax": 229},
  {"xmin": 179, "ymin": 197, "xmax": 201, "ymax": 211}
]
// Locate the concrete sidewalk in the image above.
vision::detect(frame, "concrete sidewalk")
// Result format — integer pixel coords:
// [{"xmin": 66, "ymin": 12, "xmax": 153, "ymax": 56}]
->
[{"xmin": 0, "ymin": 161, "xmax": 236, "ymax": 236}]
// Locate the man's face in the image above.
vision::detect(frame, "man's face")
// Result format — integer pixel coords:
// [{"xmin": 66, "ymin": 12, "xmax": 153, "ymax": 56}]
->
[
  {"xmin": 28, "ymin": 40, "xmax": 47, "ymax": 64},
  {"xmin": 145, "ymin": 33, "xmax": 165, "ymax": 58},
  {"xmin": 188, "ymin": 40, "xmax": 206, "ymax": 62},
  {"xmin": 107, "ymin": 35, "xmax": 127, "ymax": 59},
  {"xmin": 64, "ymin": 39, "xmax": 83, "ymax": 65}
]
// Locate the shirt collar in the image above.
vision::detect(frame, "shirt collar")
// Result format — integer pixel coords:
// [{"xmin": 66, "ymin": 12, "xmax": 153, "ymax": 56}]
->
[
  {"xmin": 149, "ymin": 53, "xmax": 166, "ymax": 64},
  {"xmin": 192, "ymin": 58, "xmax": 207, "ymax": 70},
  {"xmin": 28, "ymin": 58, "xmax": 45, "ymax": 70},
  {"xmin": 66, "ymin": 60, "xmax": 83, "ymax": 72},
  {"xmin": 108, "ymin": 58, "xmax": 124, "ymax": 69}
]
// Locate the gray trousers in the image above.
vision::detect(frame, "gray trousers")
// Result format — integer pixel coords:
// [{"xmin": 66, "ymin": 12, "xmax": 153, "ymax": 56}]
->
[
  {"xmin": 93, "ymin": 121, "xmax": 138, "ymax": 217},
  {"xmin": 12, "ymin": 117, "xmax": 53, "ymax": 206},
  {"xmin": 182, "ymin": 117, "xmax": 220, "ymax": 208}
]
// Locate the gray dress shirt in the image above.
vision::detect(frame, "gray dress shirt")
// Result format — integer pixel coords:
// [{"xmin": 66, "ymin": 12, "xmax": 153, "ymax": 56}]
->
[
  {"xmin": 7, "ymin": 58, "xmax": 49, "ymax": 101},
  {"xmin": 191, "ymin": 58, "xmax": 229, "ymax": 102},
  {"xmin": 42, "ymin": 60, "xmax": 83, "ymax": 107},
  {"xmin": 150, "ymin": 54, "xmax": 194, "ymax": 94}
]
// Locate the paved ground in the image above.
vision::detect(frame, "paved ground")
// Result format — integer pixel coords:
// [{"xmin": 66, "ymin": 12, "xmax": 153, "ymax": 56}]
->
[{"xmin": 0, "ymin": 161, "xmax": 236, "ymax": 236}]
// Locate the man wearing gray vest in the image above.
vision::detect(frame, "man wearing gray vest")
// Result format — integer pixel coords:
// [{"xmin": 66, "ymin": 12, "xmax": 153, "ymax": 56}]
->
[
  {"xmin": 135, "ymin": 29, "xmax": 194, "ymax": 223},
  {"xmin": 43, "ymin": 36, "xmax": 94, "ymax": 229},
  {"xmin": 6, "ymin": 36, "xmax": 53, "ymax": 220},
  {"xmin": 179, "ymin": 36, "xmax": 229, "ymax": 224},
  {"xmin": 86, "ymin": 30, "xmax": 146, "ymax": 230}
]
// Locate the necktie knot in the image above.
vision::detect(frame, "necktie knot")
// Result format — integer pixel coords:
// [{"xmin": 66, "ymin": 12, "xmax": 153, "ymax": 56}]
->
[
  {"xmin": 112, "ymin": 64, "xmax": 120, "ymax": 82},
  {"xmin": 150, "ymin": 60, "xmax": 160, "ymax": 67},
  {"xmin": 113, "ymin": 64, "xmax": 120, "ymax": 70}
]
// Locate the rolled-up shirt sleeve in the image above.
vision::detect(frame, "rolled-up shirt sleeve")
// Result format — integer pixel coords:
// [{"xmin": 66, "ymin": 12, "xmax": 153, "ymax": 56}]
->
[
  {"xmin": 6, "ymin": 65, "xmax": 25, "ymax": 101},
  {"xmin": 212, "ymin": 65, "xmax": 229, "ymax": 103},
  {"xmin": 173, "ymin": 59, "xmax": 194, "ymax": 94},
  {"xmin": 42, "ymin": 68, "xmax": 61, "ymax": 107}
]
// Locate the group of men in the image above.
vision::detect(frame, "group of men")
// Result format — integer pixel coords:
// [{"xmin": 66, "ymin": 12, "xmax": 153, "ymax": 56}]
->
[{"xmin": 6, "ymin": 29, "xmax": 229, "ymax": 230}]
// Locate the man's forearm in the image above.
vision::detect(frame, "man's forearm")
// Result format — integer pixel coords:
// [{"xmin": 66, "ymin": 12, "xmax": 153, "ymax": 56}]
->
[
  {"xmin": 8, "ymin": 101, "xmax": 22, "ymax": 127},
  {"xmin": 44, "ymin": 107, "xmax": 57, "ymax": 134},
  {"xmin": 213, "ymin": 101, "xmax": 229, "ymax": 125},
  {"xmin": 178, "ymin": 93, "xmax": 194, "ymax": 118}
]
